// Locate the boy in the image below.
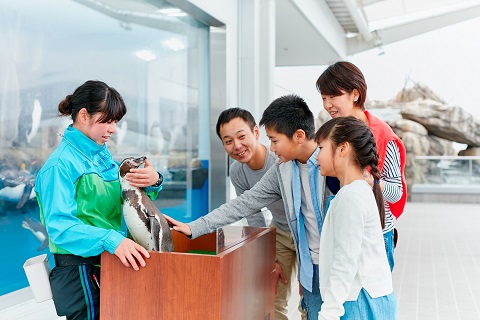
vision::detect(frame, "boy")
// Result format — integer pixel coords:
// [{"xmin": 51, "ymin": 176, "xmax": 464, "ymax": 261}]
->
[
  {"xmin": 216, "ymin": 107, "xmax": 301, "ymax": 320},
  {"xmin": 167, "ymin": 95, "xmax": 334, "ymax": 319}
]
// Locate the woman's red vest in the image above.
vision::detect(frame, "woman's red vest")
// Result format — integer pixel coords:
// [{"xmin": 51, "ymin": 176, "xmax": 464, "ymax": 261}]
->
[{"xmin": 365, "ymin": 110, "xmax": 407, "ymax": 218}]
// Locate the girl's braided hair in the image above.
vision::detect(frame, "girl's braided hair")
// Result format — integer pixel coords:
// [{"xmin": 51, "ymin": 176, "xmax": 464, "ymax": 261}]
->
[{"xmin": 315, "ymin": 116, "xmax": 385, "ymax": 228}]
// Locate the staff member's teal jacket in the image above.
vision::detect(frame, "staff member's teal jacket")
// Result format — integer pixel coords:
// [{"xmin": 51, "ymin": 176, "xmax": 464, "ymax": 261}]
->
[{"xmin": 35, "ymin": 125, "xmax": 161, "ymax": 257}]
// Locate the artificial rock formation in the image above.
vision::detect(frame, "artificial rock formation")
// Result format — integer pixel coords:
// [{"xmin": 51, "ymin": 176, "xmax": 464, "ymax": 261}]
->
[
  {"xmin": 316, "ymin": 83, "xmax": 480, "ymax": 194},
  {"xmin": 401, "ymin": 99, "xmax": 480, "ymax": 147},
  {"xmin": 387, "ymin": 118, "xmax": 455, "ymax": 187}
]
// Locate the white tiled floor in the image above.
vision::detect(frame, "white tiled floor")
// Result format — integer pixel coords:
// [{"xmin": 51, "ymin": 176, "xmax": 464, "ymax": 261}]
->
[
  {"xmin": 2, "ymin": 202, "xmax": 480, "ymax": 319},
  {"xmin": 392, "ymin": 202, "xmax": 480, "ymax": 320},
  {"xmin": 287, "ymin": 201, "xmax": 480, "ymax": 319}
]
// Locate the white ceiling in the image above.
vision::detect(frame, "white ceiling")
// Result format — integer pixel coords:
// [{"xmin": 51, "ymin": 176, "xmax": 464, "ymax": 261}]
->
[
  {"xmin": 365, "ymin": 0, "xmax": 476, "ymax": 22},
  {"xmin": 12, "ymin": 0, "xmax": 479, "ymax": 68},
  {"xmin": 276, "ymin": 0, "xmax": 480, "ymax": 66}
]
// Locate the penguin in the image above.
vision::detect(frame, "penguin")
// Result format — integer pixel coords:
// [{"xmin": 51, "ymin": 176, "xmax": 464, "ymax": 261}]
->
[
  {"xmin": 26, "ymin": 98, "xmax": 42, "ymax": 144},
  {"xmin": 118, "ymin": 156, "xmax": 173, "ymax": 252},
  {"xmin": 148, "ymin": 122, "xmax": 164, "ymax": 155},
  {"xmin": 116, "ymin": 120, "xmax": 128, "ymax": 146},
  {"xmin": 0, "ymin": 183, "xmax": 35, "ymax": 206},
  {"xmin": 0, "ymin": 167, "xmax": 36, "ymax": 209},
  {"xmin": 16, "ymin": 183, "xmax": 35, "ymax": 209},
  {"xmin": 21, "ymin": 217, "xmax": 49, "ymax": 251}
]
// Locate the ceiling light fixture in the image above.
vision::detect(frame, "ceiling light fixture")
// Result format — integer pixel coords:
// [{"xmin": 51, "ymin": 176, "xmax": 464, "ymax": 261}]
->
[
  {"xmin": 157, "ymin": 8, "xmax": 187, "ymax": 17},
  {"xmin": 163, "ymin": 38, "xmax": 185, "ymax": 51},
  {"xmin": 135, "ymin": 50, "xmax": 156, "ymax": 61}
]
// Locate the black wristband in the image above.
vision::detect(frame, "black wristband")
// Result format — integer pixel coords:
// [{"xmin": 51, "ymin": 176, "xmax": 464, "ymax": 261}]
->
[{"xmin": 153, "ymin": 172, "xmax": 163, "ymax": 187}]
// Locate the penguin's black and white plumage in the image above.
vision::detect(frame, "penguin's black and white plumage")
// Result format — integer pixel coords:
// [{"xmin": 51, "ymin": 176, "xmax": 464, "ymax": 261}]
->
[
  {"xmin": 26, "ymin": 98, "xmax": 42, "ymax": 144},
  {"xmin": 148, "ymin": 122, "xmax": 165, "ymax": 155},
  {"xmin": 0, "ymin": 168, "xmax": 36, "ymax": 209},
  {"xmin": 21, "ymin": 217, "xmax": 49, "ymax": 251},
  {"xmin": 118, "ymin": 156, "xmax": 173, "ymax": 252}
]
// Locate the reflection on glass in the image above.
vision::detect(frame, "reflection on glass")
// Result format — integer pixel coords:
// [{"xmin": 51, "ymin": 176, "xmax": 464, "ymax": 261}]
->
[
  {"xmin": 0, "ymin": 0, "xmax": 210, "ymax": 296},
  {"xmin": 216, "ymin": 226, "xmax": 267, "ymax": 254}
]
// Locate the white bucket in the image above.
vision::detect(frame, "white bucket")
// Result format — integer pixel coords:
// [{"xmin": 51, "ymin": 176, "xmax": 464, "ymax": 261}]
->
[{"xmin": 23, "ymin": 254, "xmax": 53, "ymax": 303}]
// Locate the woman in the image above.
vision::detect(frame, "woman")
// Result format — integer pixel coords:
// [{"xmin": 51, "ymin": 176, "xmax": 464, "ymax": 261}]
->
[
  {"xmin": 35, "ymin": 80, "xmax": 164, "ymax": 319},
  {"xmin": 316, "ymin": 61, "xmax": 407, "ymax": 270}
]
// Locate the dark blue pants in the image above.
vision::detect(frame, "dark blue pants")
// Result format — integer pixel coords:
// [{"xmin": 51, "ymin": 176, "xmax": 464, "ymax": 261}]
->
[{"xmin": 50, "ymin": 264, "xmax": 100, "ymax": 320}]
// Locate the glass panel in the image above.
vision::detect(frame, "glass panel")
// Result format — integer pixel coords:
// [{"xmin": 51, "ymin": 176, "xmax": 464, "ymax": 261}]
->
[
  {"xmin": 216, "ymin": 226, "xmax": 268, "ymax": 254},
  {"xmin": 414, "ymin": 156, "xmax": 480, "ymax": 184},
  {"xmin": 0, "ymin": 0, "xmax": 210, "ymax": 296}
]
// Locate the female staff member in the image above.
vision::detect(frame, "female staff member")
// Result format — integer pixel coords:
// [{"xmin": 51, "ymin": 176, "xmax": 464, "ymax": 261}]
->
[{"xmin": 35, "ymin": 80, "xmax": 163, "ymax": 319}]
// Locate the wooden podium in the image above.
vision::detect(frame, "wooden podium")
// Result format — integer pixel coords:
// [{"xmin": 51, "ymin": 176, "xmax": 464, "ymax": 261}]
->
[{"xmin": 100, "ymin": 226, "xmax": 276, "ymax": 320}]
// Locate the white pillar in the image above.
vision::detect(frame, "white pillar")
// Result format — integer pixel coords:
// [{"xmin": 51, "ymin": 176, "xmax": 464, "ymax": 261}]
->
[{"xmin": 238, "ymin": 0, "xmax": 275, "ymax": 139}]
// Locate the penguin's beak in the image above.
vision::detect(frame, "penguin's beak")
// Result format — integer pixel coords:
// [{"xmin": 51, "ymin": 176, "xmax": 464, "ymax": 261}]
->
[{"xmin": 133, "ymin": 156, "xmax": 147, "ymax": 167}]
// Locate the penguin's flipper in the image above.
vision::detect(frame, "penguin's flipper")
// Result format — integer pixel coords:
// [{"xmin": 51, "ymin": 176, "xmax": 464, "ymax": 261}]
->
[
  {"xmin": 158, "ymin": 213, "xmax": 174, "ymax": 252},
  {"xmin": 16, "ymin": 184, "xmax": 33, "ymax": 209},
  {"xmin": 148, "ymin": 214, "xmax": 161, "ymax": 251},
  {"xmin": 38, "ymin": 239, "xmax": 49, "ymax": 251}
]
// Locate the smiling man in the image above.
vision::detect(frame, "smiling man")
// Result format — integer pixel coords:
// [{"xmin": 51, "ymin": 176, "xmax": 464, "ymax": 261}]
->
[
  {"xmin": 216, "ymin": 108, "xmax": 270, "ymax": 227},
  {"xmin": 215, "ymin": 108, "xmax": 302, "ymax": 320}
]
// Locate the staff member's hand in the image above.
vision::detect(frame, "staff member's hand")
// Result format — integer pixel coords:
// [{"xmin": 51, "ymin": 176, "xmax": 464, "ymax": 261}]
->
[
  {"xmin": 126, "ymin": 159, "xmax": 159, "ymax": 187},
  {"xmin": 114, "ymin": 238, "xmax": 150, "ymax": 270}
]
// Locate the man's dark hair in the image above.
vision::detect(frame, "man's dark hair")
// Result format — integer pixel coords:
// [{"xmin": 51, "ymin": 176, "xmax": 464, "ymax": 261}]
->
[{"xmin": 215, "ymin": 107, "xmax": 256, "ymax": 139}]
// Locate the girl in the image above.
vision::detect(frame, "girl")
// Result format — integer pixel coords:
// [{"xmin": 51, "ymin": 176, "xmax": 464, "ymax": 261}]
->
[
  {"xmin": 35, "ymin": 80, "xmax": 164, "ymax": 320},
  {"xmin": 315, "ymin": 116, "xmax": 397, "ymax": 320},
  {"xmin": 316, "ymin": 61, "xmax": 407, "ymax": 270}
]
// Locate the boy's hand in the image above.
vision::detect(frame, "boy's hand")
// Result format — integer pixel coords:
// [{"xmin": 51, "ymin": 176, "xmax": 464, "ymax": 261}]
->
[{"xmin": 164, "ymin": 214, "xmax": 192, "ymax": 236}]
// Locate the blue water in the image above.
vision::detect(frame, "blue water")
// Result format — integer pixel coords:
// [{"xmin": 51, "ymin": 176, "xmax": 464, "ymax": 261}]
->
[{"xmin": 0, "ymin": 202, "xmax": 51, "ymax": 296}]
